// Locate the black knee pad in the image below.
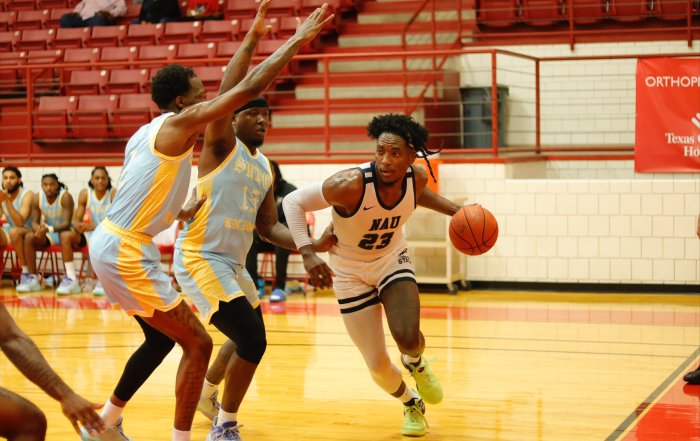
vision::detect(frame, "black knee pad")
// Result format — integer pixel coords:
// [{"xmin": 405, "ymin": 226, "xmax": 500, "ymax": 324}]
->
[{"xmin": 211, "ymin": 297, "xmax": 267, "ymax": 364}]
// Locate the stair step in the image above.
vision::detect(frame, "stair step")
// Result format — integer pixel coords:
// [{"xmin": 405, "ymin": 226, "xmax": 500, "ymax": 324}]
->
[
  {"xmin": 318, "ymin": 56, "xmax": 443, "ymax": 73},
  {"xmin": 342, "ymin": 20, "xmax": 466, "ymax": 35},
  {"xmin": 320, "ymin": 43, "xmax": 456, "ymax": 53},
  {"xmin": 338, "ymin": 32, "xmax": 459, "ymax": 47},
  {"xmin": 271, "ymin": 107, "xmax": 425, "ymax": 128},
  {"xmin": 360, "ymin": 0, "xmax": 465, "ymax": 13}
]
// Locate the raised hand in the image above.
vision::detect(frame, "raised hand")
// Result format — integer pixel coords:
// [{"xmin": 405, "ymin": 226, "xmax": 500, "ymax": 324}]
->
[
  {"xmin": 293, "ymin": 3, "xmax": 335, "ymax": 46},
  {"xmin": 249, "ymin": 0, "xmax": 273, "ymax": 39}
]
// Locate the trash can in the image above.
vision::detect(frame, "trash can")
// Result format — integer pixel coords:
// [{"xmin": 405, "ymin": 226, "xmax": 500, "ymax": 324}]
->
[{"xmin": 461, "ymin": 86, "xmax": 508, "ymax": 148}]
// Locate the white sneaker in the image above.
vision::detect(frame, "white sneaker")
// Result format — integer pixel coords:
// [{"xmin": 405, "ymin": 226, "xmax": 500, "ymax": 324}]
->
[
  {"xmin": 15, "ymin": 273, "xmax": 31, "ymax": 292},
  {"xmin": 197, "ymin": 389, "xmax": 220, "ymax": 421},
  {"xmin": 92, "ymin": 281, "xmax": 106, "ymax": 296},
  {"xmin": 23, "ymin": 274, "xmax": 44, "ymax": 292},
  {"xmin": 56, "ymin": 276, "xmax": 81, "ymax": 295},
  {"xmin": 80, "ymin": 416, "xmax": 132, "ymax": 441}
]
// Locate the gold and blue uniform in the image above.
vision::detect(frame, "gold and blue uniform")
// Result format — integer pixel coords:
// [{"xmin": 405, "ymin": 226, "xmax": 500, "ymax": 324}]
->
[
  {"xmin": 1, "ymin": 187, "xmax": 31, "ymax": 242},
  {"xmin": 90, "ymin": 113, "xmax": 194, "ymax": 317},
  {"xmin": 174, "ymin": 138, "xmax": 272, "ymax": 322},
  {"xmin": 84, "ymin": 188, "xmax": 113, "ymax": 242},
  {"xmin": 40, "ymin": 189, "xmax": 67, "ymax": 245}
]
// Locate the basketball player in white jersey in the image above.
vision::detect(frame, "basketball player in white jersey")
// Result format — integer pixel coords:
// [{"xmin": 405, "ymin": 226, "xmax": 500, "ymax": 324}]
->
[
  {"xmin": 57, "ymin": 166, "xmax": 117, "ymax": 295},
  {"xmin": 0, "ymin": 166, "xmax": 33, "ymax": 283},
  {"xmin": 283, "ymin": 114, "xmax": 463, "ymax": 437},
  {"xmin": 18, "ymin": 173, "xmax": 74, "ymax": 292}
]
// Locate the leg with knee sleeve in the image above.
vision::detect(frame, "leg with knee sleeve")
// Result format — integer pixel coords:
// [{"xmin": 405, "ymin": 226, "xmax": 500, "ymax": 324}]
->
[
  {"xmin": 209, "ymin": 298, "xmax": 266, "ymax": 419},
  {"xmin": 0, "ymin": 388, "xmax": 47, "ymax": 441}
]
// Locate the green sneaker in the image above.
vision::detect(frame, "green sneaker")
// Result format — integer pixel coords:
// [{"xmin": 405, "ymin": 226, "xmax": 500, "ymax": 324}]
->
[
  {"xmin": 402, "ymin": 397, "xmax": 427, "ymax": 437},
  {"xmin": 402, "ymin": 356, "xmax": 443, "ymax": 404}
]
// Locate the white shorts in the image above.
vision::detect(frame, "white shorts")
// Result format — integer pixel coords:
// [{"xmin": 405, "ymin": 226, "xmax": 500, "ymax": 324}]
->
[{"xmin": 329, "ymin": 246, "xmax": 416, "ymax": 315}]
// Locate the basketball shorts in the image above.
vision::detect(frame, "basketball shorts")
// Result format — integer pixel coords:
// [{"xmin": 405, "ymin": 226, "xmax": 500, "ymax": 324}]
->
[
  {"xmin": 173, "ymin": 248, "xmax": 260, "ymax": 323},
  {"xmin": 329, "ymin": 246, "xmax": 416, "ymax": 315},
  {"xmin": 89, "ymin": 218, "xmax": 183, "ymax": 317},
  {"xmin": 1, "ymin": 224, "xmax": 9, "ymax": 243}
]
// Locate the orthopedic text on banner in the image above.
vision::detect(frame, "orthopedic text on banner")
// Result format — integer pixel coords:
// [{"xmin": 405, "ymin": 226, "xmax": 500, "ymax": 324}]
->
[{"xmin": 635, "ymin": 57, "xmax": 700, "ymax": 173}]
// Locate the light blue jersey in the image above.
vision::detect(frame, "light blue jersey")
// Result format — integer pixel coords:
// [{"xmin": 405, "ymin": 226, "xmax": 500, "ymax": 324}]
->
[
  {"xmin": 2, "ymin": 187, "xmax": 31, "ymax": 228},
  {"xmin": 40, "ymin": 189, "xmax": 68, "ymax": 245},
  {"xmin": 174, "ymin": 138, "xmax": 273, "ymax": 321},
  {"xmin": 85, "ymin": 188, "xmax": 113, "ymax": 241}
]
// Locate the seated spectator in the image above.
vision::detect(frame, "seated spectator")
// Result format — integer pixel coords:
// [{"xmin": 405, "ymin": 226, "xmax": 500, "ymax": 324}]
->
[
  {"xmin": 245, "ymin": 160, "xmax": 304, "ymax": 303},
  {"xmin": 0, "ymin": 166, "xmax": 33, "ymax": 283},
  {"xmin": 133, "ymin": 0, "xmax": 181, "ymax": 24},
  {"xmin": 60, "ymin": 0, "xmax": 127, "ymax": 28},
  {"xmin": 186, "ymin": 0, "xmax": 222, "ymax": 21},
  {"xmin": 16, "ymin": 174, "xmax": 74, "ymax": 293},
  {"xmin": 57, "ymin": 167, "xmax": 116, "ymax": 296}
]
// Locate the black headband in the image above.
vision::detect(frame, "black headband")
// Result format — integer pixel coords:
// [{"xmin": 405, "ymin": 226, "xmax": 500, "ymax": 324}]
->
[{"xmin": 234, "ymin": 96, "xmax": 269, "ymax": 114}]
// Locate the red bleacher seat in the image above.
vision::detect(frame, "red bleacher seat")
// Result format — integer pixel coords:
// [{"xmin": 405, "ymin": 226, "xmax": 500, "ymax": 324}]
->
[
  {"xmin": 112, "ymin": 93, "xmax": 158, "ymax": 138},
  {"xmin": 62, "ymin": 47, "xmax": 99, "ymax": 81},
  {"xmin": 277, "ymin": 15, "xmax": 299, "ymax": 38},
  {"xmin": 477, "ymin": 0, "xmax": 520, "ymax": 26},
  {"xmin": 654, "ymin": 0, "xmax": 692, "ymax": 20},
  {"xmin": 72, "ymin": 94, "xmax": 116, "ymax": 138},
  {"xmin": 7, "ymin": 0, "xmax": 36, "ymax": 11},
  {"xmin": 121, "ymin": 1, "xmax": 140, "ymax": 23},
  {"xmin": 0, "ymin": 11, "xmax": 16, "ymax": 30},
  {"xmin": 124, "ymin": 23, "xmax": 163, "ymax": 46},
  {"xmin": 36, "ymin": 0, "xmax": 67, "ymax": 9},
  {"xmin": 256, "ymin": 38, "xmax": 286, "ymax": 55},
  {"xmin": 14, "ymin": 8, "xmax": 47, "ymax": 29},
  {"xmin": 240, "ymin": 16, "xmax": 278, "ymax": 38},
  {"xmin": 137, "ymin": 43, "xmax": 176, "ymax": 63},
  {"xmin": 610, "ymin": 0, "xmax": 649, "ymax": 21},
  {"xmin": 0, "ymin": 51, "xmax": 24, "ymax": 93},
  {"xmin": 176, "ymin": 41, "xmax": 216, "ymax": 61},
  {"xmin": 161, "ymin": 20, "xmax": 201, "ymax": 44},
  {"xmin": 522, "ymin": 0, "xmax": 564, "ymax": 25},
  {"xmin": 25, "ymin": 48, "xmax": 62, "ymax": 93},
  {"xmin": 106, "ymin": 67, "xmax": 149, "ymax": 94},
  {"xmin": 52, "ymin": 27, "xmax": 89, "ymax": 49},
  {"xmin": 47, "ymin": 7, "xmax": 71, "ymax": 27},
  {"xmin": 200, "ymin": 18, "xmax": 240, "ymax": 42},
  {"xmin": 99, "ymin": 45, "xmax": 137, "ymax": 65},
  {"xmin": 193, "ymin": 64, "xmax": 225, "ymax": 91},
  {"xmin": 224, "ymin": 0, "xmax": 257, "ymax": 19},
  {"xmin": 215, "ymin": 40, "xmax": 241, "ymax": 57},
  {"xmin": 265, "ymin": 0, "xmax": 297, "ymax": 17},
  {"xmin": 0, "ymin": 30, "xmax": 18, "ymax": 51},
  {"xmin": 572, "ymin": 0, "xmax": 609, "ymax": 23},
  {"xmin": 16, "ymin": 28, "xmax": 54, "ymax": 51},
  {"xmin": 33, "ymin": 95, "xmax": 76, "ymax": 139},
  {"xmin": 89, "ymin": 25, "xmax": 126, "ymax": 47},
  {"xmin": 66, "ymin": 69, "xmax": 107, "ymax": 95}
]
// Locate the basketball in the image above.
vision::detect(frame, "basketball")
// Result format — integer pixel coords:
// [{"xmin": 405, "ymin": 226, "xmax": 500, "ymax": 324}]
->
[{"xmin": 449, "ymin": 205, "xmax": 498, "ymax": 256}]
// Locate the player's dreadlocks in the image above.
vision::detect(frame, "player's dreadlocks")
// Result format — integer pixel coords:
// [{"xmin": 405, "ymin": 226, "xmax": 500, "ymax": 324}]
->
[{"xmin": 367, "ymin": 114, "xmax": 440, "ymax": 183}]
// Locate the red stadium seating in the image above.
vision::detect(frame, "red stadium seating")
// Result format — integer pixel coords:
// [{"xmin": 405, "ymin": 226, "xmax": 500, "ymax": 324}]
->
[
  {"xmin": 224, "ymin": 0, "xmax": 258, "ymax": 19},
  {"xmin": 215, "ymin": 40, "xmax": 241, "ymax": 58},
  {"xmin": 62, "ymin": 47, "xmax": 99, "ymax": 81},
  {"xmin": 277, "ymin": 15, "xmax": 299, "ymax": 38},
  {"xmin": 0, "ymin": 11, "xmax": 16, "ymax": 31},
  {"xmin": 256, "ymin": 38, "xmax": 286, "ymax": 55},
  {"xmin": 200, "ymin": 18, "xmax": 240, "ymax": 42},
  {"xmin": 654, "ymin": 0, "xmax": 693, "ymax": 20},
  {"xmin": 193, "ymin": 64, "xmax": 225, "ymax": 91},
  {"xmin": 0, "ymin": 51, "xmax": 24, "ymax": 93},
  {"xmin": 0, "ymin": 30, "xmax": 18, "ymax": 51},
  {"xmin": 240, "ymin": 16, "xmax": 278, "ymax": 39},
  {"xmin": 72, "ymin": 94, "xmax": 116, "ymax": 138},
  {"xmin": 137, "ymin": 43, "xmax": 176, "ymax": 63},
  {"xmin": 65, "ymin": 69, "xmax": 107, "ymax": 95},
  {"xmin": 52, "ymin": 27, "xmax": 90, "ymax": 49},
  {"xmin": 14, "ymin": 8, "xmax": 47, "ymax": 29},
  {"xmin": 112, "ymin": 93, "xmax": 158, "ymax": 138},
  {"xmin": 7, "ymin": 0, "xmax": 36, "ymax": 11},
  {"xmin": 571, "ymin": 0, "xmax": 609, "ymax": 23},
  {"xmin": 521, "ymin": 0, "xmax": 564, "ymax": 25},
  {"xmin": 89, "ymin": 25, "xmax": 126, "ymax": 47},
  {"xmin": 99, "ymin": 45, "xmax": 137, "ymax": 65},
  {"xmin": 106, "ymin": 67, "xmax": 149, "ymax": 94},
  {"xmin": 16, "ymin": 28, "xmax": 54, "ymax": 51},
  {"xmin": 610, "ymin": 0, "xmax": 649, "ymax": 21},
  {"xmin": 176, "ymin": 42, "xmax": 216, "ymax": 61},
  {"xmin": 477, "ymin": 0, "xmax": 520, "ymax": 26},
  {"xmin": 47, "ymin": 7, "xmax": 71, "ymax": 28},
  {"xmin": 161, "ymin": 20, "xmax": 201, "ymax": 44},
  {"xmin": 121, "ymin": 1, "xmax": 141, "ymax": 23},
  {"xmin": 33, "ymin": 95, "xmax": 76, "ymax": 139},
  {"xmin": 36, "ymin": 0, "xmax": 67, "ymax": 9},
  {"xmin": 265, "ymin": 0, "xmax": 297, "ymax": 17},
  {"xmin": 25, "ymin": 48, "xmax": 62, "ymax": 93},
  {"xmin": 124, "ymin": 23, "xmax": 163, "ymax": 46}
]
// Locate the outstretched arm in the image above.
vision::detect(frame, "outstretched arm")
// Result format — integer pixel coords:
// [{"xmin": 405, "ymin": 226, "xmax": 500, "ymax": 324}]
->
[
  {"xmin": 161, "ymin": 4, "xmax": 334, "ymax": 143},
  {"xmin": 0, "ymin": 303, "xmax": 104, "ymax": 435},
  {"xmin": 204, "ymin": 0, "xmax": 272, "ymax": 150},
  {"xmin": 414, "ymin": 166, "xmax": 460, "ymax": 216}
]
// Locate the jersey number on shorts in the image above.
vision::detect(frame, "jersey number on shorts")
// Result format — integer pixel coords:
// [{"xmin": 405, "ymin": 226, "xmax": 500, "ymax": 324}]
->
[{"xmin": 358, "ymin": 232, "xmax": 394, "ymax": 250}]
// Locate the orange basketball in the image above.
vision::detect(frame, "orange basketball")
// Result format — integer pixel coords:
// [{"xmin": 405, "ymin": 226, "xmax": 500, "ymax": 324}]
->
[{"xmin": 449, "ymin": 205, "xmax": 498, "ymax": 256}]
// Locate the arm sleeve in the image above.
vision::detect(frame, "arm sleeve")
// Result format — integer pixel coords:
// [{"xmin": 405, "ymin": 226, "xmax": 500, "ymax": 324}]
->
[{"xmin": 282, "ymin": 182, "xmax": 330, "ymax": 250}]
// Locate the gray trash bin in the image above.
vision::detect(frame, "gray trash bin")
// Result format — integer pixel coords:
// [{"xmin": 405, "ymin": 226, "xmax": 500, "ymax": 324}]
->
[{"xmin": 461, "ymin": 86, "xmax": 508, "ymax": 148}]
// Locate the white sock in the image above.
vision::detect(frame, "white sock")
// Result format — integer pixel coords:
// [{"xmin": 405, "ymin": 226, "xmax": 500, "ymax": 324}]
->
[
  {"xmin": 100, "ymin": 400, "xmax": 124, "ymax": 426},
  {"xmin": 399, "ymin": 386, "xmax": 419, "ymax": 404},
  {"xmin": 217, "ymin": 408, "xmax": 237, "ymax": 425},
  {"xmin": 65, "ymin": 261, "xmax": 76, "ymax": 280},
  {"xmin": 402, "ymin": 354, "xmax": 421, "ymax": 365},
  {"xmin": 201, "ymin": 378, "xmax": 218, "ymax": 399},
  {"xmin": 172, "ymin": 428, "xmax": 190, "ymax": 441},
  {"xmin": 21, "ymin": 266, "xmax": 28, "ymax": 273}
]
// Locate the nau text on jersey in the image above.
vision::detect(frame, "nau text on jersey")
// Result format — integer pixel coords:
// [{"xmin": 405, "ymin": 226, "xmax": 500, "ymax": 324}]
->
[{"xmin": 369, "ymin": 216, "xmax": 401, "ymax": 232}]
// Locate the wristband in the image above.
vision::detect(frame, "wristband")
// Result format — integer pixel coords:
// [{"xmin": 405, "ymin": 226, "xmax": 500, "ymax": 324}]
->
[{"xmin": 47, "ymin": 225, "xmax": 54, "ymax": 233}]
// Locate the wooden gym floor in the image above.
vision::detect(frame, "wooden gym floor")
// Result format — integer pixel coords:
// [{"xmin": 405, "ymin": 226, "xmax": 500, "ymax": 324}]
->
[{"xmin": 0, "ymin": 285, "xmax": 698, "ymax": 441}]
